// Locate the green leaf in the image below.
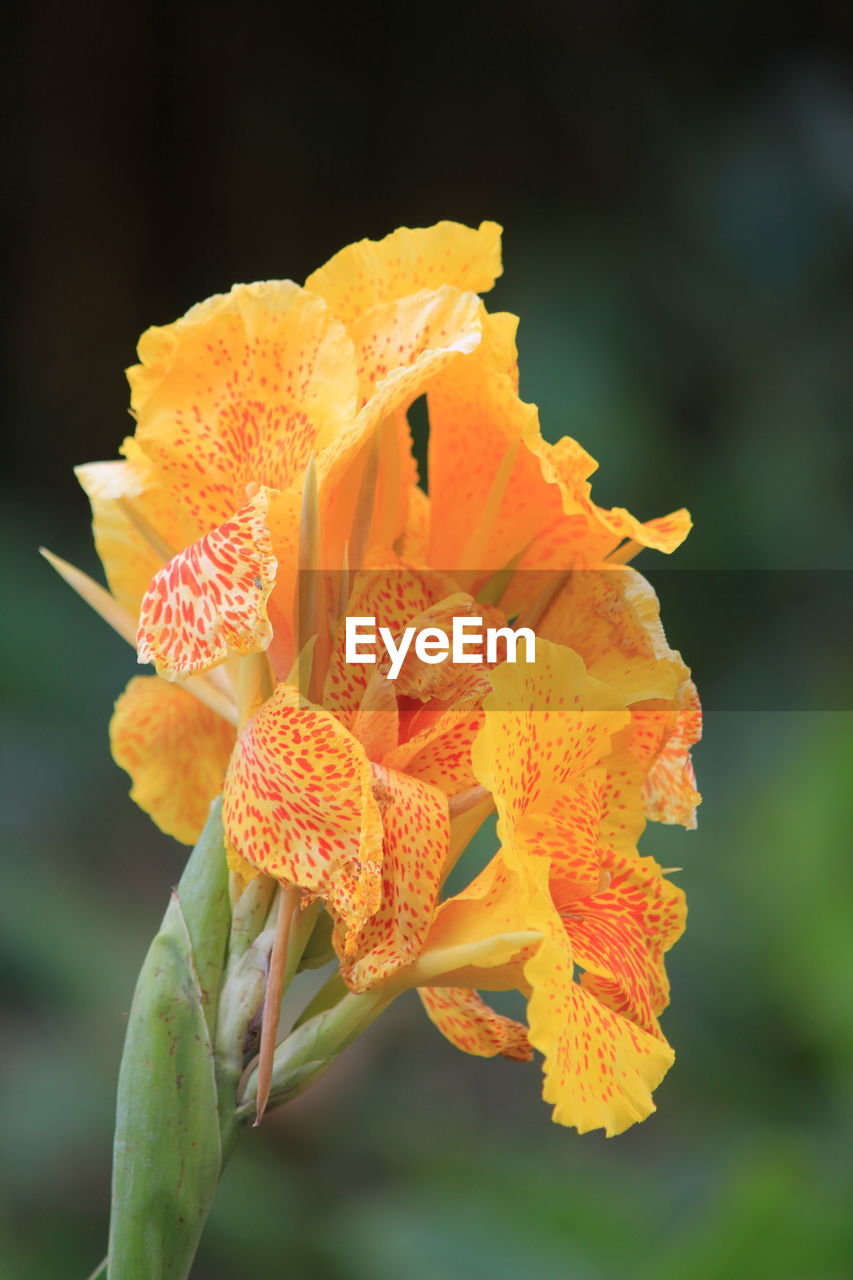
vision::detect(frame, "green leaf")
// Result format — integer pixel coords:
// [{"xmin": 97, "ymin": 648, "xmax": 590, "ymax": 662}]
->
[{"xmin": 108, "ymin": 801, "xmax": 231, "ymax": 1280}]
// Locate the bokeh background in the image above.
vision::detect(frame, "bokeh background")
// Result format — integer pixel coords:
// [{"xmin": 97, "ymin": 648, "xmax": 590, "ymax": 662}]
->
[{"xmin": 2, "ymin": 3, "xmax": 852, "ymax": 1277}]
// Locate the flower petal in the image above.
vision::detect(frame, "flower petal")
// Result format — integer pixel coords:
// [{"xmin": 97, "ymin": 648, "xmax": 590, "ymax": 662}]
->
[
  {"xmin": 323, "ymin": 563, "xmax": 459, "ymax": 729},
  {"xmin": 427, "ymin": 356, "xmax": 551, "ymax": 574},
  {"xmin": 137, "ymin": 489, "xmax": 277, "ymax": 678},
  {"xmin": 110, "ymin": 675, "xmax": 235, "ymax": 845},
  {"xmin": 513, "ymin": 771, "xmax": 607, "ymax": 898},
  {"xmin": 642, "ymin": 680, "xmax": 702, "ymax": 828},
  {"xmin": 418, "ymin": 987, "xmax": 531, "ymax": 1061},
  {"xmin": 305, "ymin": 220, "xmax": 503, "ymax": 327},
  {"xmin": 554, "ymin": 849, "xmax": 686, "ymax": 1035},
  {"xmin": 130, "ymin": 281, "xmax": 359, "ymax": 530},
  {"xmin": 523, "ymin": 858, "xmax": 675, "ymax": 1135},
  {"xmin": 383, "ymin": 706, "xmax": 483, "ymax": 797},
  {"xmin": 76, "ymin": 439, "xmax": 200, "ymax": 615},
  {"xmin": 342, "ymin": 767, "xmax": 449, "ymax": 991},
  {"xmin": 221, "ymin": 684, "xmax": 383, "ymax": 944},
  {"xmin": 350, "ymin": 286, "xmax": 485, "ymax": 406},
  {"xmin": 473, "ymin": 640, "xmax": 629, "ymax": 834}
]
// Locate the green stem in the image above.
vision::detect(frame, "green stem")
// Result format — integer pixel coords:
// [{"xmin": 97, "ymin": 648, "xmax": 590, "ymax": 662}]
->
[
  {"xmin": 236, "ymin": 981, "xmax": 395, "ymax": 1120},
  {"xmin": 107, "ymin": 803, "xmax": 231, "ymax": 1280}
]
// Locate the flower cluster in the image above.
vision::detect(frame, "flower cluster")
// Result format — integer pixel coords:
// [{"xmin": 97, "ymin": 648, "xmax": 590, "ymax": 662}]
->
[{"xmin": 55, "ymin": 221, "xmax": 700, "ymax": 1136}]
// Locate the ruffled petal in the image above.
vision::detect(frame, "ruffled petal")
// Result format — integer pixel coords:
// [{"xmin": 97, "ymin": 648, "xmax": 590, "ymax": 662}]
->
[
  {"xmin": 110, "ymin": 675, "xmax": 235, "ymax": 845},
  {"xmin": 343, "ymin": 767, "xmax": 449, "ymax": 991},
  {"xmin": 130, "ymin": 281, "xmax": 359, "ymax": 530},
  {"xmin": 643, "ymin": 680, "xmax": 702, "ymax": 828},
  {"xmin": 305, "ymin": 220, "xmax": 503, "ymax": 327},
  {"xmin": 350, "ymin": 286, "xmax": 485, "ymax": 407},
  {"xmin": 221, "ymin": 684, "xmax": 383, "ymax": 944},
  {"xmin": 554, "ymin": 850, "xmax": 686, "ymax": 1035},
  {"xmin": 427, "ymin": 356, "xmax": 551, "ymax": 574},
  {"xmin": 533, "ymin": 436, "xmax": 693, "ymax": 561},
  {"xmin": 419, "ymin": 986, "xmax": 531, "ymax": 1061},
  {"xmin": 473, "ymin": 640, "xmax": 629, "ymax": 834},
  {"xmin": 522, "ymin": 858, "xmax": 675, "ymax": 1135},
  {"xmin": 137, "ymin": 489, "xmax": 277, "ymax": 678}
]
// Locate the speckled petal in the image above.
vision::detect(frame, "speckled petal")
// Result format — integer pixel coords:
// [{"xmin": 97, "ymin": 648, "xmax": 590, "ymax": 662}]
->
[
  {"xmin": 110, "ymin": 675, "xmax": 235, "ymax": 845},
  {"xmin": 305, "ymin": 221, "xmax": 503, "ymax": 327},
  {"xmin": 130, "ymin": 281, "xmax": 359, "ymax": 530},
  {"xmin": 419, "ymin": 987, "xmax": 531, "ymax": 1061},
  {"xmin": 137, "ymin": 489, "xmax": 277, "ymax": 678},
  {"xmin": 643, "ymin": 679, "xmax": 702, "ymax": 828},
  {"xmin": 523, "ymin": 858, "xmax": 675, "ymax": 1136},
  {"xmin": 554, "ymin": 849, "xmax": 686, "ymax": 1035},
  {"xmin": 350, "ymin": 286, "xmax": 485, "ymax": 407},
  {"xmin": 343, "ymin": 767, "xmax": 449, "ymax": 991},
  {"xmin": 473, "ymin": 640, "xmax": 629, "ymax": 835},
  {"xmin": 221, "ymin": 684, "xmax": 383, "ymax": 944}
]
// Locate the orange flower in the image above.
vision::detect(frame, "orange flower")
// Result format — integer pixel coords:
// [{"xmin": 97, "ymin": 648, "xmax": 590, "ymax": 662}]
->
[{"xmin": 49, "ymin": 220, "xmax": 699, "ymax": 1134}]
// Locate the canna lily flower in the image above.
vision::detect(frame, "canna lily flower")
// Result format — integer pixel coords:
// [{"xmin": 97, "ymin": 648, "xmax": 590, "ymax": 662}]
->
[
  {"xmin": 49, "ymin": 219, "xmax": 700, "ymax": 1142},
  {"xmin": 58, "ymin": 221, "xmax": 506, "ymax": 844},
  {"xmin": 413, "ymin": 640, "xmax": 687, "ymax": 1135}
]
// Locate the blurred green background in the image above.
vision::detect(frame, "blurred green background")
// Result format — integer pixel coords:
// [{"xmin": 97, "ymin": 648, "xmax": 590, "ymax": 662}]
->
[{"xmin": 2, "ymin": 4, "xmax": 852, "ymax": 1278}]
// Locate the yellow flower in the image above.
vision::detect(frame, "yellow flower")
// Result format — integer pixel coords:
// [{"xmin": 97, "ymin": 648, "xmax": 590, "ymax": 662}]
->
[
  {"xmin": 50, "ymin": 220, "xmax": 699, "ymax": 1134},
  {"xmin": 410, "ymin": 640, "xmax": 686, "ymax": 1135}
]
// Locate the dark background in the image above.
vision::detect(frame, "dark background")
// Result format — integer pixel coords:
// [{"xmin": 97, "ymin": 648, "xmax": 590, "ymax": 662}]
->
[{"xmin": 2, "ymin": 4, "xmax": 852, "ymax": 1278}]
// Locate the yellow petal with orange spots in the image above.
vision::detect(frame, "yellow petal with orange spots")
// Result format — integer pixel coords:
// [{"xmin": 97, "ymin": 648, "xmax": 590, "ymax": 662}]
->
[
  {"xmin": 110, "ymin": 675, "xmax": 235, "ymax": 845},
  {"xmin": 598, "ymin": 747, "xmax": 648, "ymax": 854},
  {"xmin": 522, "ymin": 856, "xmax": 674, "ymax": 1135},
  {"xmin": 643, "ymin": 679, "xmax": 702, "ymax": 828},
  {"xmin": 473, "ymin": 640, "xmax": 629, "ymax": 836},
  {"xmin": 513, "ymin": 771, "xmax": 608, "ymax": 897},
  {"xmin": 384, "ymin": 706, "xmax": 483, "ymax": 797},
  {"xmin": 342, "ymin": 766, "xmax": 449, "ymax": 991},
  {"xmin": 130, "ymin": 281, "xmax": 359, "ymax": 531},
  {"xmin": 350, "ymin": 286, "xmax": 484, "ymax": 406},
  {"xmin": 418, "ymin": 987, "xmax": 531, "ymax": 1061},
  {"xmin": 553, "ymin": 849, "xmax": 685, "ymax": 1036},
  {"xmin": 221, "ymin": 684, "xmax": 383, "ymax": 945},
  {"xmin": 137, "ymin": 488, "xmax": 277, "ymax": 679},
  {"xmin": 305, "ymin": 221, "xmax": 503, "ymax": 328}
]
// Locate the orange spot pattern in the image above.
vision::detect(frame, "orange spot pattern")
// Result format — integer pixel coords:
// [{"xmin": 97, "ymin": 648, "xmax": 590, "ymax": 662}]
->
[
  {"xmin": 343, "ymin": 767, "xmax": 449, "ymax": 991},
  {"xmin": 221, "ymin": 685, "xmax": 383, "ymax": 948},
  {"xmin": 305, "ymin": 220, "xmax": 503, "ymax": 328},
  {"xmin": 467, "ymin": 642, "xmax": 687, "ymax": 1133},
  {"xmin": 68, "ymin": 220, "xmax": 700, "ymax": 1136},
  {"xmin": 137, "ymin": 490, "xmax": 277, "ymax": 677},
  {"xmin": 419, "ymin": 987, "xmax": 532, "ymax": 1061},
  {"xmin": 130, "ymin": 282, "xmax": 359, "ymax": 534},
  {"xmin": 643, "ymin": 679, "xmax": 702, "ymax": 828}
]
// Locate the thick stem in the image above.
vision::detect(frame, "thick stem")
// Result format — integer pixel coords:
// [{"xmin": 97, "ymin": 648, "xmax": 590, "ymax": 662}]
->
[{"xmin": 107, "ymin": 802, "xmax": 231, "ymax": 1280}]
